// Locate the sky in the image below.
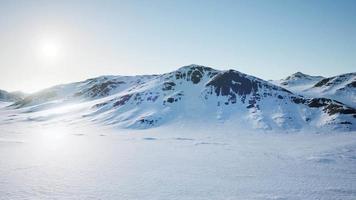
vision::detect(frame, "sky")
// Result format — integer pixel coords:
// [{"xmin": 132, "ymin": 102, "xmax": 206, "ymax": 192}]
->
[{"xmin": 0, "ymin": 0, "xmax": 355, "ymax": 93}]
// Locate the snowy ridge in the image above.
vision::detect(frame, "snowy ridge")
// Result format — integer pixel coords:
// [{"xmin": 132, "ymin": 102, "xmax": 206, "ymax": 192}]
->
[
  {"xmin": 2, "ymin": 65, "xmax": 356, "ymax": 131},
  {"xmin": 271, "ymin": 72, "xmax": 325, "ymax": 93},
  {"xmin": 273, "ymin": 72, "xmax": 355, "ymax": 107}
]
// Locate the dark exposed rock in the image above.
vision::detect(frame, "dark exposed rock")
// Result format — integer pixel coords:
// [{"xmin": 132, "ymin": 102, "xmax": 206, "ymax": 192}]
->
[
  {"xmin": 113, "ymin": 94, "xmax": 132, "ymax": 107},
  {"xmin": 133, "ymin": 93, "xmax": 144, "ymax": 105},
  {"xmin": 314, "ymin": 78, "xmax": 331, "ymax": 87},
  {"xmin": 308, "ymin": 98, "xmax": 331, "ymax": 108},
  {"xmin": 146, "ymin": 95, "xmax": 159, "ymax": 102},
  {"xmin": 191, "ymin": 70, "xmax": 203, "ymax": 84},
  {"xmin": 324, "ymin": 104, "xmax": 355, "ymax": 115},
  {"xmin": 166, "ymin": 97, "xmax": 175, "ymax": 103},
  {"xmin": 93, "ymin": 102, "xmax": 109, "ymax": 108},
  {"xmin": 291, "ymin": 96, "xmax": 307, "ymax": 104},
  {"xmin": 162, "ymin": 81, "xmax": 176, "ymax": 91},
  {"xmin": 204, "ymin": 70, "xmax": 293, "ymax": 105},
  {"xmin": 163, "ymin": 91, "xmax": 183, "ymax": 104},
  {"xmin": 76, "ymin": 80, "xmax": 125, "ymax": 98},
  {"xmin": 280, "ymin": 82, "xmax": 288, "ymax": 86},
  {"xmin": 228, "ymin": 93, "xmax": 237, "ymax": 104},
  {"xmin": 206, "ymin": 70, "xmax": 291, "ymax": 97},
  {"xmin": 206, "ymin": 70, "xmax": 260, "ymax": 97},
  {"xmin": 246, "ymin": 104, "xmax": 254, "ymax": 109},
  {"xmin": 174, "ymin": 65, "xmax": 217, "ymax": 84},
  {"xmin": 340, "ymin": 121, "xmax": 352, "ymax": 124},
  {"xmin": 139, "ymin": 118, "xmax": 156, "ymax": 125},
  {"xmin": 347, "ymin": 81, "xmax": 356, "ymax": 88},
  {"xmin": 138, "ymin": 116, "xmax": 161, "ymax": 126},
  {"xmin": 175, "ymin": 71, "xmax": 186, "ymax": 80},
  {"xmin": 305, "ymin": 98, "xmax": 356, "ymax": 116}
]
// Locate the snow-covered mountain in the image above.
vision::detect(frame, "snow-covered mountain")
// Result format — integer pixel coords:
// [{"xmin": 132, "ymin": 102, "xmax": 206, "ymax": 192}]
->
[
  {"xmin": 5, "ymin": 65, "xmax": 356, "ymax": 131},
  {"xmin": 271, "ymin": 72, "xmax": 324, "ymax": 92},
  {"xmin": 0, "ymin": 89, "xmax": 23, "ymax": 102},
  {"xmin": 272, "ymin": 72, "xmax": 355, "ymax": 108}
]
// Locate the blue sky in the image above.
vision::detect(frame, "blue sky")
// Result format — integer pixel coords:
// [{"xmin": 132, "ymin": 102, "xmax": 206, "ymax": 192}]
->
[{"xmin": 0, "ymin": 0, "xmax": 355, "ymax": 92}]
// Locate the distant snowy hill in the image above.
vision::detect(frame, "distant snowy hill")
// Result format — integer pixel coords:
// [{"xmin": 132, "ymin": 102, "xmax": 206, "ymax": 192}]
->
[
  {"xmin": 12, "ymin": 75, "xmax": 152, "ymax": 108},
  {"xmin": 4, "ymin": 65, "xmax": 356, "ymax": 131},
  {"xmin": 272, "ymin": 72, "xmax": 355, "ymax": 108},
  {"xmin": 0, "ymin": 89, "xmax": 23, "ymax": 102},
  {"xmin": 271, "ymin": 72, "xmax": 324, "ymax": 92}
]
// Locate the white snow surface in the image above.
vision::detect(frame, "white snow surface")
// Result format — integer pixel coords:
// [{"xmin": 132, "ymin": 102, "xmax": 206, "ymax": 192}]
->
[{"xmin": 0, "ymin": 121, "xmax": 356, "ymax": 200}]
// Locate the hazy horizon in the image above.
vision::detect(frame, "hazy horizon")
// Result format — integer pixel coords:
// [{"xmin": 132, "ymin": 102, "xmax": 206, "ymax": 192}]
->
[{"xmin": 1, "ymin": 0, "xmax": 355, "ymax": 92}]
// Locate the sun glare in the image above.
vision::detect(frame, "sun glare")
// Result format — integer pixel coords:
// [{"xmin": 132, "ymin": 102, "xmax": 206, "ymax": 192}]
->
[{"xmin": 39, "ymin": 38, "xmax": 61, "ymax": 60}]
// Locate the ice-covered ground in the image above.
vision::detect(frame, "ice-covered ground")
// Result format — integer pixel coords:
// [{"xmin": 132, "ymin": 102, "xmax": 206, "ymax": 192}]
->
[{"xmin": 1, "ymin": 120, "xmax": 356, "ymax": 200}]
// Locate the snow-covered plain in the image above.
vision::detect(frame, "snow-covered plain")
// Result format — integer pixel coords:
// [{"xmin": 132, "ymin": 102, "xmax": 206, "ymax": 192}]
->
[{"xmin": 1, "ymin": 120, "xmax": 356, "ymax": 200}]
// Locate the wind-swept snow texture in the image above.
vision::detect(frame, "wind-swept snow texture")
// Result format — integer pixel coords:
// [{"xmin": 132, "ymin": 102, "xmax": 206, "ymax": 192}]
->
[{"xmin": 2, "ymin": 64, "xmax": 355, "ymax": 131}]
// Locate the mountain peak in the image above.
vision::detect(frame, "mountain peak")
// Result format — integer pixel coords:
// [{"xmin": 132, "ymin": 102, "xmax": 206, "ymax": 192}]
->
[
  {"xmin": 292, "ymin": 71, "xmax": 307, "ymax": 77},
  {"xmin": 176, "ymin": 64, "xmax": 215, "ymax": 72},
  {"xmin": 286, "ymin": 72, "xmax": 312, "ymax": 80},
  {"xmin": 285, "ymin": 71, "xmax": 325, "ymax": 81}
]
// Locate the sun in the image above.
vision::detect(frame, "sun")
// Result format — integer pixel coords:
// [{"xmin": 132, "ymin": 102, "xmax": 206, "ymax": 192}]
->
[{"xmin": 39, "ymin": 38, "xmax": 61, "ymax": 60}]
